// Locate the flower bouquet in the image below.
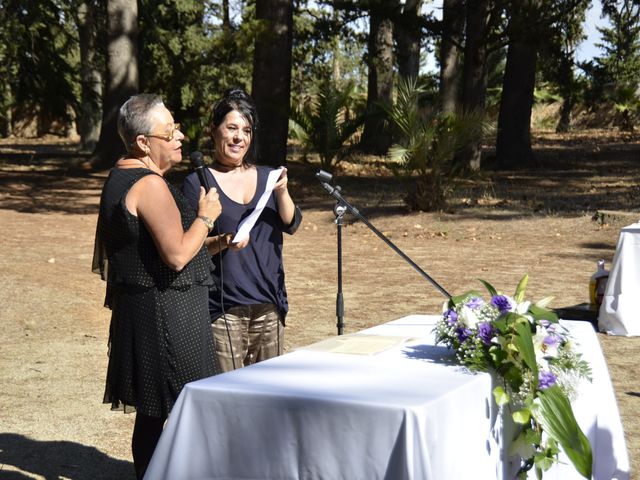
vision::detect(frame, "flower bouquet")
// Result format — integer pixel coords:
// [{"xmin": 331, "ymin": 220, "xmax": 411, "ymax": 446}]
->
[{"xmin": 434, "ymin": 275, "xmax": 593, "ymax": 479}]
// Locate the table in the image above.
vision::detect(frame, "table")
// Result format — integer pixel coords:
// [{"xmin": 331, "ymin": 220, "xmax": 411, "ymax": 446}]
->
[
  {"xmin": 144, "ymin": 315, "xmax": 629, "ymax": 480},
  {"xmin": 599, "ymin": 222, "xmax": 640, "ymax": 335}
]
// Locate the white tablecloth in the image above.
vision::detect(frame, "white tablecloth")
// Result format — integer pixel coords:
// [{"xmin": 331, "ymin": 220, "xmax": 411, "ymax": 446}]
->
[
  {"xmin": 144, "ymin": 315, "xmax": 629, "ymax": 480},
  {"xmin": 599, "ymin": 222, "xmax": 640, "ymax": 335}
]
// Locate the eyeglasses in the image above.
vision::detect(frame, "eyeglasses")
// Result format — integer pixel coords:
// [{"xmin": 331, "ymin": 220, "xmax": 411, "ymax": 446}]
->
[{"xmin": 145, "ymin": 123, "xmax": 181, "ymax": 141}]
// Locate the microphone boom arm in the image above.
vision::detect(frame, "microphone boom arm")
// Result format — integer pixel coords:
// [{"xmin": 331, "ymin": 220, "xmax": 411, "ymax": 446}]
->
[{"xmin": 318, "ymin": 177, "xmax": 451, "ymax": 300}]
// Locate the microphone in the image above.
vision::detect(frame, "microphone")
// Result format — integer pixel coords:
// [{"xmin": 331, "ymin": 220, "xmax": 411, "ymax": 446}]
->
[
  {"xmin": 315, "ymin": 170, "xmax": 333, "ymax": 184},
  {"xmin": 315, "ymin": 169, "xmax": 340, "ymax": 196},
  {"xmin": 189, "ymin": 151, "xmax": 211, "ymax": 192}
]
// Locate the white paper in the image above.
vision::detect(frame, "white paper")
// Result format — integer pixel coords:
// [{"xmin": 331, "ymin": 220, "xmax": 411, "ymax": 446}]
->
[
  {"xmin": 297, "ymin": 334, "xmax": 419, "ymax": 356},
  {"xmin": 232, "ymin": 167, "xmax": 284, "ymax": 243}
]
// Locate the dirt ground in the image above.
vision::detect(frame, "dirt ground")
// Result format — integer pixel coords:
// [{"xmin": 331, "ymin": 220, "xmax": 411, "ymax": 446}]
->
[{"xmin": 1, "ymin": 131, "xmax": 639, "ymax": 479}]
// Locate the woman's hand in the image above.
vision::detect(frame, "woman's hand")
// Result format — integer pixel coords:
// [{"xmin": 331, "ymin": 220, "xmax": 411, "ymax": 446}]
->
[
  {"xmin": 228, "ymin": 234, "xmax": 249, "ymax": 250},
  {"xmin": 273, "ymin": 167, "xmax": 288, "ymax": 195},
  {"xmin": 198, "ymin": 187, "xmax": 222, "ymax": 221},
  {"xmin": 206, "ymin": 233, "xmax": 249, "ymax": 254}
]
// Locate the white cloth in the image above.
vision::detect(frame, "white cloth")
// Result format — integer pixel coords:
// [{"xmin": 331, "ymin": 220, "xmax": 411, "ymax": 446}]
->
[
  {"xmin": 144, "ymin": 315, "xmax": 629, "ymax": 480},
  {"xmin": 542, "ymin": 321, "xmax": 629, "ymax": 480},
  {"xmin": 232, "ymin": 167, "xmax": 284, "ymax": 243},
  {"xmin": 599, "ymin": 222, "xmax": 640, "ymax": 335}
]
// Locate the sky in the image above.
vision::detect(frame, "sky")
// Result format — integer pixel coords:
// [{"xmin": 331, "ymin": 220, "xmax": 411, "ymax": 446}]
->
[
  {"xmin": 423, "ymin": 0, "xmax": 608, "ymax": 72},
  {"xmin": 576, "ymin": 0, "xmax": 606, "ymax": 63}
]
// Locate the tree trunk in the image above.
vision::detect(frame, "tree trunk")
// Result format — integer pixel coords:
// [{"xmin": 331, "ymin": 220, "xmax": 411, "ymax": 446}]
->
[
  {"xmin": 222, "ymin": 0, "xmax": 231, "ymax": 30},
  {"xmin": 361, "ymin": 1, "xmax": 395, "ymax": 155},
  {"xmin": 439, "ymin": 0, "xmax": 464, "ymax": 114},
  {"xmin": 332, "ymin": 38, "xmax": 341, "ymax": 84},
  {"xmin": 459, "ymin": 0, "xmax": 490, "ymax": 170},
  {"xmin": 556, "ymin": 95, "xmax": 573, "ymax": 133},
  {"xmin": 1, "ymin": 108, "xmax": 12, "ymax": 138},
  {"xmin": 251, "ymin": 0, "xmax": 293, "ymax": 167},
  {"xmin": 395, "ymin": 0, "xmax": 422, "ymax": 81},
  {"xmin": 555, "ymin": 55, "xmax": 575, "ymax": 133},
  {"xmin": 496, "ymin": 41, "xmax": 537, "ymax": 167},
  {"xmin": 90, "ymin": 0, "xmax": 138, "ymax": 170},
  {"xmin": 77, "ymin": 0, "xmax": 103, "ymax": 152},
  {"xmin": 0, "ymin": 85, "xmax": 13, "ymax": 137}
]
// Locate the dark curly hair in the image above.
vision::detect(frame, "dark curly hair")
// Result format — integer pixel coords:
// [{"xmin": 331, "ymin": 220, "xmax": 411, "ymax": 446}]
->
[{"xmin": 209, "ymin": 88, "xmax": 259, "ymax": 165}]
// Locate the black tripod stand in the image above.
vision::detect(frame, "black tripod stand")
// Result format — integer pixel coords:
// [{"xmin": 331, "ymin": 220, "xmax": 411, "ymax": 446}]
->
[
  {"xmin": 316, "ymin": 170, "xmax": 451, "ymax": 335},
  {"xmin": 333, "ymin": 202, "xmax": 347, "ymax": 335}
]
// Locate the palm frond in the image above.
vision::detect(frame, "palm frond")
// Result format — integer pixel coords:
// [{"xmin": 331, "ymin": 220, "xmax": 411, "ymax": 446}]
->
[
  {"xmin": 385, "ymin": 79, "xmax": 492, "ymax": 211},
  {"xmin": 289, "ymin": 79, "xmax": 365, "ymax": 171}
]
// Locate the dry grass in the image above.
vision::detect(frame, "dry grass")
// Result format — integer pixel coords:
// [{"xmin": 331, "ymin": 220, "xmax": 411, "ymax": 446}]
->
[{"xmin": 0, "ymin": 130, "xmax": 638, "ymax": 478}]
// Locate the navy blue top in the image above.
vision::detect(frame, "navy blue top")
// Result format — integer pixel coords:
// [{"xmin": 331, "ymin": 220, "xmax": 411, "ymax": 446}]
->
[{"xmin": 183, "ymin": 166, "xmax": 301, "ymax": 322}]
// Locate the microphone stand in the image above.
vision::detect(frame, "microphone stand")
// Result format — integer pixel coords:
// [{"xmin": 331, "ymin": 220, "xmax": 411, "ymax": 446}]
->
[
  {"xmin": 334, "ymin": 202, "xmax": 347, "ymax": 335},
  {"xmin": 316, "ymin": 171, "xmax": 451, "ymax": 335}
]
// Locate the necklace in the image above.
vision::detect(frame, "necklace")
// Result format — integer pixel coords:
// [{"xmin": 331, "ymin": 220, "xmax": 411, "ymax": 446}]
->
[{"xmin": 212, "ymin": 161, "xmax": 245, "ymax": 173}]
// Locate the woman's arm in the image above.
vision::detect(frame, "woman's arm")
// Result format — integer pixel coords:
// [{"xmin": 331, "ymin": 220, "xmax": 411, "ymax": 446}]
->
[
  {"xmin": 205, "ymin": 233, "xmax": 231, "ymax": 254},
  {"xmin": 127, "ymin": 174, "xmax": 221, "ymax": 271},
  {"xmin": 273, "ymin": 168, "xmax": 296, "ymax": 226}
]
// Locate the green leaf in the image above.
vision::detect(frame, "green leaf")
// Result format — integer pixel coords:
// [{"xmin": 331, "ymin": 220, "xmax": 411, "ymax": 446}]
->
[
  {"xmin": 449, "ymin": 291, "xmax": 483, "ymax": 308},
  {"xmin": 514, "ymin": 321, "xmax": 539, "ymax": 377},
  {"xmin": 523, "ymin": 426, "xmax": 542, "ymax": 446},
  {"xmin": 534, "ymin": 386, "xmax": 593, "ymax": 479},
  {"xmin": 533, "ymin": 452, "xmax": 555, "ymax": 473},
  {"xmin": 478, "ymin": 278, "xmax": 498, "ymax": 297},
  {"xmin": 503, "ymin": 365, "xmax": 524, "ymax": 391},
  {"xmin": 492, "ymin": 317, "xmax": 508, "ymax": 334},
  {"xmin": 510, "ymin": 429, "xmax": 536, "ymax": 459},
  {"xmin": 493, "ymin": 386, "xmax": 510, "ymax": 406},
  {"xmin": 529, "ymin": 304, "xmax": 559, "ymax": 323},
  {"xmin": 512, "ymin": 408, "xmax": 531, "ymax": 424},
  {"xmin": 489, "ymin": 346, "xmax": 507, "ymax": 365},
  {"xmin": 514, "ymin": 274, "xmax": 529, "ymax": 303}
]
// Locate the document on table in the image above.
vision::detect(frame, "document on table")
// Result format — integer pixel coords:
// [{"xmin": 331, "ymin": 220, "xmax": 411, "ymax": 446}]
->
[
  {"xmin": 298, "ymin": 334, "xmax": 419, "ymax": 356},
  {"xmin": 232, "ymin": 167, "xmax": 284, "ymax": 243}
]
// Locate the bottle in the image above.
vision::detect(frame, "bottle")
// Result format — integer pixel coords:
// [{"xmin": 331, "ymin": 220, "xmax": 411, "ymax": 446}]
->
[{"xmin": 589, "ymin": 259, "xmax": 609, "ymax": 309}]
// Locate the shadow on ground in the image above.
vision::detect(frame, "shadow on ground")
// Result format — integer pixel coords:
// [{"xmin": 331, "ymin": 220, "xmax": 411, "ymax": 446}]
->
[
  {"xmin": 1, "ymin": 136, "xmax": 639, "ymax": 217},
  {"xmin": 0, "ymin": 433, "xmax": 133, "ymax": 479}
]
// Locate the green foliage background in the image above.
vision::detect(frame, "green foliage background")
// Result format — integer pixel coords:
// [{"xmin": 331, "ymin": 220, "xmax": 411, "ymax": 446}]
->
[{"xmin": 1, "ymin": 0, "xmax": 640, "ymax": 208}]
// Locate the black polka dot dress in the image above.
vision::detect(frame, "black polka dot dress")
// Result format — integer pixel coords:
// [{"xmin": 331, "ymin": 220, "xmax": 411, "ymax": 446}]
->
[{"xmin": 93, "ymin": 168, "xmax": 220, "ymax": 418}]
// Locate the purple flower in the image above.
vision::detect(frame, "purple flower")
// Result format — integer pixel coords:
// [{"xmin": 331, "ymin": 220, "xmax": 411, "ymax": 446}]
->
[
  {"xmin": 543, "ymin": 335, "xmax": 559, "ymax": 348},
  {"xmin": 490, "ymin": 295, "xmax": 513, "ymax": 313},
  {"xmin": 444, "ymin": 309, "xmax": 458, "ymax": 325},
  {"xmin": 465, "ymin": 297, "xmax": 484, "ymax": 309},
  {"xmin": 478, "ymin": 322, "xmax": 494, "ymax": 346},
  {"xmin": 539, "ymin": 319, "xmax": 551, "ymax": 328},
  {"xmin": 456, "ymin": 327, "xmax": 472, "ymax": 343},
  {"xmin": 538, "ymin": 371, "xmax": 557, "ymax": 390}
]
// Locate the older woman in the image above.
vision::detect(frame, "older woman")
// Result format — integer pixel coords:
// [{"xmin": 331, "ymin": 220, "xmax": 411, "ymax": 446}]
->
[
  {"xmin": 92, "ymin": 94, "xmax": 221, "ymax": 479},
  {"xmin": 183, "ymin": 88, "xmax": 302, "ymax": 372}
]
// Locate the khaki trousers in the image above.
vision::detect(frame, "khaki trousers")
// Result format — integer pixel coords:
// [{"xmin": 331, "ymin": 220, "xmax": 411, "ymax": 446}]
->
[{"xmin": 212, "ymin": 303, "xmax": 283, "ymax": 372}]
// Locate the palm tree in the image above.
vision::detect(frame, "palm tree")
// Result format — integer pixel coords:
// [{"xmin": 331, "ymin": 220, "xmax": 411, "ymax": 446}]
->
[
  {"xmin": 289, "ymin": 80, "xmax": 364, "ymax": 172},
  {"xmin": 385, "ymin": 78, "xmax": 490, "ymax": 211}
]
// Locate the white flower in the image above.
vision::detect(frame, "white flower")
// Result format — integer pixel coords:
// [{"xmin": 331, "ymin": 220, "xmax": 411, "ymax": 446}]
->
[
  {"xmin": 533, "ymin": 325, "xmax": 560, "ymax": 362},
  {"xmin": 441, "ymin": 301, "xmax": 450, "ymax": 314},
  {"xmin": 515, "ymin": 300, "xmax": 531, "ymax": 314},
  {"xmin": 459, "ymin": 304, "xmax": 481, "ymax": 328}
]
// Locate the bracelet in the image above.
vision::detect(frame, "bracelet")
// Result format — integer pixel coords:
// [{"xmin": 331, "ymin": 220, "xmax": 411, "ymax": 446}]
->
[{"xmin": 197, "ymin": 215, "xmax": 215, "ymax": 231}]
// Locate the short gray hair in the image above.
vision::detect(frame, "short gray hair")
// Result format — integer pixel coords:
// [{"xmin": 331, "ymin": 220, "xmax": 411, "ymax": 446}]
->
[{"xmin": 117, "ymin": 94, "xmax": 165, "ymax": 152}]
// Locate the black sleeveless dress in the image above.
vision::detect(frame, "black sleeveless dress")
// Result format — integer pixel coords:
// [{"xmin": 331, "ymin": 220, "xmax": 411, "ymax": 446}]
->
[{"xmin": 92, "ymin": 168, "xmax": 220, "ymax": 418}]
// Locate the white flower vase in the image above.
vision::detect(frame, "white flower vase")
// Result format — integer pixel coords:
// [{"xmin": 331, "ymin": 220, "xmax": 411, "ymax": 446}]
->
[{"xmin": 489, "ymin": 374, "xmax": 525, "ymax": 480}]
